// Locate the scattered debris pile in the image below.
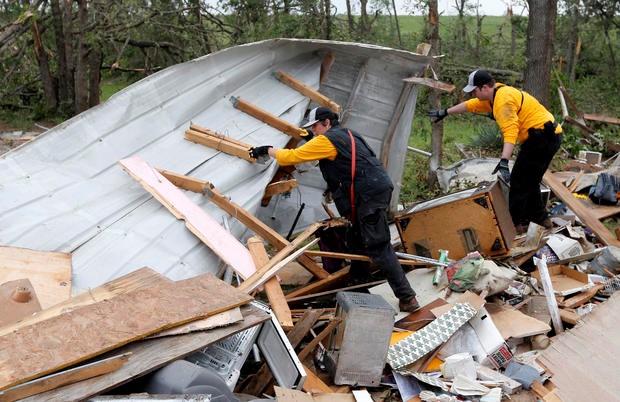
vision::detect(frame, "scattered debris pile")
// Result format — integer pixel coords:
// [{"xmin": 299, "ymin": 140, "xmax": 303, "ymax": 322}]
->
[{"xmin": 1, "ymin": 148, "xmax": 619, "ymax": 401}]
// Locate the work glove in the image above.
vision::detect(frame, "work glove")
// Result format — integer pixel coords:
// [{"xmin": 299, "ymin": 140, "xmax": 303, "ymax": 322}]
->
[
  {"xmin": 300, "ymin": 128, "xmax": 314, "ymax": 141},
  {"xmin": 427, "ymin": 108, "xmax": 448, "ymax": 123},
  {"xmin": 492, "ymin": 158, "xmax": 511, "ymax": 183},
  {"xmin": 249, "ymin": 145, "xmax": 272, "ymax": 160}
]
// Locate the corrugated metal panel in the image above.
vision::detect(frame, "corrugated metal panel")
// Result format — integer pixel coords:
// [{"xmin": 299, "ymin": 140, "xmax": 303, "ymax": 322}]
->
[{"xmin": 0, "ymin": 39, "xmax": 430, "ymax": 293}]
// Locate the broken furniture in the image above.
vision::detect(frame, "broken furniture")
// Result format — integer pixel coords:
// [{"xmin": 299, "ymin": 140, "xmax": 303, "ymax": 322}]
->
[{"xmin": 395, "ymin": 180, "xmax": 515, "ymax": 260}]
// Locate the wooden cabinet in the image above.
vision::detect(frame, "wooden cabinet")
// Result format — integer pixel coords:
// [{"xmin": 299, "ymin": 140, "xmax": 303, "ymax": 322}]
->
[{"xmin": 394, "ymin": 181, "xmax": 515, "ymax": 260}]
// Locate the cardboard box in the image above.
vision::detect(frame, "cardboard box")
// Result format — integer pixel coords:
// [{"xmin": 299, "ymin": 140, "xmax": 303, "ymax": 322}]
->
[
  {"xmin": 531, "ymin": 265, "xmax": 591, "ymax": 296},
  {"xmin": 547, "ymin": 234, "xmax": 584, "ymax": 260}
]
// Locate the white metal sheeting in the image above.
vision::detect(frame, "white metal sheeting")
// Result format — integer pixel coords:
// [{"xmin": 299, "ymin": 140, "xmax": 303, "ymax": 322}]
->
[{"xmin": 0, "ymin": 39, "xmax": 430, "ymax": 293}]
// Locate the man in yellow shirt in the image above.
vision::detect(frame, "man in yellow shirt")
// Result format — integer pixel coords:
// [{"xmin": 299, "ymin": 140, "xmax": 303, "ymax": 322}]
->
[
  {"xmin": 250, "ymin": 107, "xmax": 420, "ymax": 312},
  {"xmin": 428, "ymin": 69, "xmax": 563, "ymax": 234}
]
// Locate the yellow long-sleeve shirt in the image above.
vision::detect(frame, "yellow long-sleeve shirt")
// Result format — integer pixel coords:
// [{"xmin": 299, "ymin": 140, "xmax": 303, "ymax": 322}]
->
[
  {"xmin": 274, "ymin": 135, "xmax": 338, "ymax": 166},
  {"xmin": 465, "ymin": 83, "xmax": 562, "ymax": 144}
]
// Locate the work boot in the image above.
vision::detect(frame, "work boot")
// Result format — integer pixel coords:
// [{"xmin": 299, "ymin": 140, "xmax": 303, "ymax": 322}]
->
[{"xmin": 399, "ymin": 296, "xmax": 421, "ymax": 313}]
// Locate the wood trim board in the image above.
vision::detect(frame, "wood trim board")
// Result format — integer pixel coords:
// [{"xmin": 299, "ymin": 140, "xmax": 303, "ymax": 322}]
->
[{"xmin": 119, "ymin": 156, "xmax": 257, "ymax": 279}]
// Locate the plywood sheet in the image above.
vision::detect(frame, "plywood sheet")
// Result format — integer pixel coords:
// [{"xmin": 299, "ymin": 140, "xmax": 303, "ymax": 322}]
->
[
  {"xmin": 0, "ymin": 267, "xmax": 170, "ymax": 337},
  {"xmin": 0, "ymin": 273, "xmax": 252, "ymax": 391},
  {"xmin": 19, "ymin": 304, "xmax": 269, "ymax": 401},
  {"xmin": 537, "ymin": 292, "xmax": 620, "ymax": 401},
  {"xmin": 0, "ymin": 246, "xmax": 71, "ymax": 309},
  {"xmin": 119, "ymin": 156, "xmax": 256, "ymax": 279},
  {"xmin": 486, "ymin": 303, "xmax": 551, "ymax": 339}
]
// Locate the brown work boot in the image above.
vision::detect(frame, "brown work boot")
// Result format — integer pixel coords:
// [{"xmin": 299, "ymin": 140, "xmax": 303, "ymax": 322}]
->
[{"xmin": 399, "ymin": 296, "xmax": 421, "ymax": 313}]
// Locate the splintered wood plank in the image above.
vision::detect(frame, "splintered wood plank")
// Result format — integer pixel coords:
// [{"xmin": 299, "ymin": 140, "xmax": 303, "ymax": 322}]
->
[
  {"xmin": 0, "ymin": 246, "xmax": 71, "ymax": 309},
  {"xmin": 301, "ymin": 364, "xmax": 332, "ymax": 393},
  {"xmin": 0, "ymin": 353, "xmax": 129, "ymax": 401},
  {"xmin": 285, "ymin": 267, "xmax": 351, "ymax": 299},
  {"xmin": 0, "ymin": 267, "xmax": 171, "ymax": 337},
  {"xmin": 147, "ymin": 307, "xmax": 243, "ymax": 338},
  {"xmin": 119, "ymin": 155, "xmax": 256, "ymax": 279},
  {"xmin": 247, "ymin": 237, "xmax": 293, "ymax": 330},
  {"xmin": 543, "ymin": 171, "xmax": 620, "ymax": 247},
  {"xmin": 0, "ymin": 273, "xmax": 252, "ymax": 391},
  {"xmin": 157, "ymin": 169, "xmax": 328, "ymax": 280},
  {"xmin": 19, "ymin": 304, "xmax": 268, "ymax": 401},
  {"xmin": 402, "ymin": 76, "xmax": 455, "ymax": 92}
]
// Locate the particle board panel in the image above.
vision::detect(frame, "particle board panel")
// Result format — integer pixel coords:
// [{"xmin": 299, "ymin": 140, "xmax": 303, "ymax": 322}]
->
[
  {"xmin": 19, "ymin": 304, "xmax": 269, "ymax": 401},
  {"xmin": 0, "ymin": 267, "xmax": 171, "ymax": 337},
  {"xmin": 0, "ymin": 245, "xmax": 71, "ymax": 309},
  {"xmin": 536, "ymin": 292, "xmax": 620, "ymax": 401},
  {"xmin": 119, "ymin": 156, "xmax": 256, "ymax": 279},
  {"xmin": 0, "ymin": 273, "xmax": 252, "ymax": 391}
]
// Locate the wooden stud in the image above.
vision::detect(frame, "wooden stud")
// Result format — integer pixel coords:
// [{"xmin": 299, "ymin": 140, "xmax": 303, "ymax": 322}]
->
[
  {"xmin": 184, "ymin": 128, "xmax": 255, "ymax": 162},
  {"xmin": 402, "ymin": 76, "xmax": 455, "ymax": 92},
  {"xmin": 303, "ymin": 250, "xmax": 427, "ymax": 266},
  {"xmin": 247, "ymin": 237, "xmax": 293, "ymax": 330},
  {"xmin": 285, "ymin": 267, "xmax": 351, "ymax": 300},
  {"xmin": 274, "ymin": 70, "xmax": 341, "ymax": 113},
  {"xmin": 544, "ymin": 171, "xmax": 620, "ymax": 247},
  {"xmin": 263, "ymin": 179, "xmax": 298, "ymax": 198},
  {"xmin": 230, "ymin": 96, "xmax": 306, "ymax": 139},
  {"xmin": 297, "ymin": 318, "xmax": 341, "ymax": 362},
  {"xmin": 237, "ymin": 237, "xmax": 320, "ymax": 293}
]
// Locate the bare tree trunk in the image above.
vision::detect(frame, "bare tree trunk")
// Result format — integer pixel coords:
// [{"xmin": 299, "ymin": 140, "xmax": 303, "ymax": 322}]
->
[
  {"xmin": 62, "ymin": 0, "xmax": 75, "ymax": 112},
  {"xmin": 50, "ymin": 0, "xmax": 70, "ymax": 107},
  {"xmin": 508, "ymin": 1, "xmax": 516, "ymax": 56},
  {"xmin": 475, "ymin": 12, "xmax": 484, "ymax": 60},
  {"xmin": 88, "ymin": 48, "xmax": 102, "ymax": 108},
  {"xmin": 32, "ymin": 19, "xmax": 58, "ymax": 110},
  {"xmin": 523, "ymin": 0, "xmax": 557, "ymax": 107},
  {"xmin": 345, "ymin": 0, "xmax": 354, "ymax": 37},
  {"xmin": 392, "ymin": 0, "xmax": 402, "ymax": 47},
  {"xmin": 566, "ymin": 2, "xmax": 580, "ymax": 83},
  {"xmin": 74, "ymin": 0, "xmax": 88, "ymax": 113},
  {"xmin": 360, "ymin": 0, "xmax": 369, "ymax": 38},
  {"xmin": 428, "ymin": 0, "xmax": 442, "ymax": 187},
  {"xmin": 323, "ymin": 0, "xmax": 332, "ymax": 39}
]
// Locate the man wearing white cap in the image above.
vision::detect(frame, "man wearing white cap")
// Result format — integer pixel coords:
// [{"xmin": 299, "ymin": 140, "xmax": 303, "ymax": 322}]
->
[
  {"xmin": 428, "ymin": 69, "xmax": 563, "ymax": 234},
  {"xmin": 250, "ymin": 106, "xmax": 420, "ymax": 312}
]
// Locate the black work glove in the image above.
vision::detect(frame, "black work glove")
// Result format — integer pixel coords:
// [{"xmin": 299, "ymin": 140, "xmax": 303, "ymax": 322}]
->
[
  {"xmin": 427, "ymin": 108, "xmax": 448, "ymax": 123},
  {"xmin": 492, "ymin": 158, "xmax": 511, "ymax": 183},
  {"xmin": 249, "ymin": 145, "xmax": 272, "ymax": 160},
  {"xmin": 300, "ymin": 128, "xmax": 314, "ymax": 141}
]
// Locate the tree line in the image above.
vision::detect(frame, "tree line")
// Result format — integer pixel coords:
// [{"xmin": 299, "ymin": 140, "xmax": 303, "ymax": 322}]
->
[{"xmin": 0, "ymin": 0, "xmax": 618, "ymax": 122}]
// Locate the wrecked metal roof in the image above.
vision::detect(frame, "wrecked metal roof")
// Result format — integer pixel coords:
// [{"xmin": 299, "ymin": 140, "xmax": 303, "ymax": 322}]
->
[{"xmin": 0, "ymin": 38, "xmax": 430, "ymax": 294}]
